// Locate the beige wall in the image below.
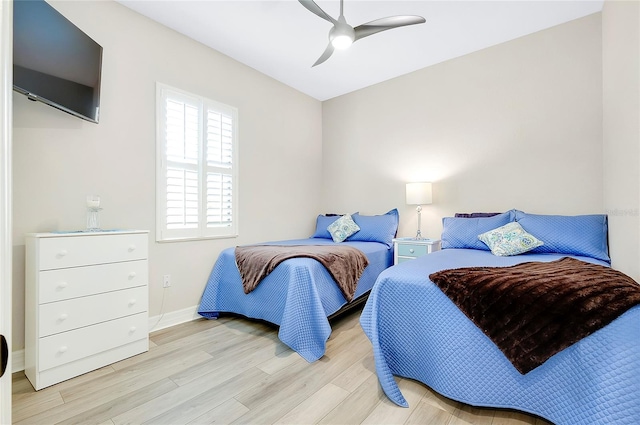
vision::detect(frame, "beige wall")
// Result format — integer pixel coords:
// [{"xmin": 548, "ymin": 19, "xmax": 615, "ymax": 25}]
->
[
  {"xmin": 602, "ymin": 0, "xmax": 640, "ymax": 280},
  {"xmin": 11, "ymin": 1, "xmax": 323, "ymax": 349},
  {"xmin": 322, "ymin": 14, "xmax": 604, "ymax": 241}
]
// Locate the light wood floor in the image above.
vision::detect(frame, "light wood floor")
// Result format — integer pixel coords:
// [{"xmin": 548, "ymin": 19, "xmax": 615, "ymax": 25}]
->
[{"xmin": 13, "ymin": 309, "xmax": 553, "ymax": 425}]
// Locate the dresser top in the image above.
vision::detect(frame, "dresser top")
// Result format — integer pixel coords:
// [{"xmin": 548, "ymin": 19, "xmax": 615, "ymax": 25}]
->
[{"xmin": 26, "ymin": 230, "xmax": 149, "ymax": 238}]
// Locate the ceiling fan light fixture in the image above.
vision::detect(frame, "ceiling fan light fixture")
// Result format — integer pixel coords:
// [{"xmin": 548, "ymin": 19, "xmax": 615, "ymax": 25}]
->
[
  {"xmin": 331, "ymin": 34, "xmax": 353, "ymax": 49},
  {"xmin": 329, "ymin": 24, "xmax": 355, "ymax": 50}
]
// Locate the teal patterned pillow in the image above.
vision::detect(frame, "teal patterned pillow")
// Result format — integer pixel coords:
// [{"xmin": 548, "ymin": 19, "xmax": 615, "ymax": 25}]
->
[
  {"xmin": 327, "ymin": 214, "xmax": 360, "ymax": 243},
  {"xmin": 478, "ymin": 222, "xmax": 544, "ymax": 256}
]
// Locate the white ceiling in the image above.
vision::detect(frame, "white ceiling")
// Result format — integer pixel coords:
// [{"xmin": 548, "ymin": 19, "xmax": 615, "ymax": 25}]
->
[{"xmin": 117, "ymin": 0, "xmax": 604, "ymax": 101}]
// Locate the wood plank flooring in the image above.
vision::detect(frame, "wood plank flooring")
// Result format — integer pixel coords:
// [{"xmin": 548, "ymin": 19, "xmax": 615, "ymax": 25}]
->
[{"xmin": 13, "ymin": 309, "xmax": 553, "ymax": 425}]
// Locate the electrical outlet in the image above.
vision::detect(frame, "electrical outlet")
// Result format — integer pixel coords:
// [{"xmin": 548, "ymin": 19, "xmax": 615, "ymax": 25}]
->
[{"xmin": 163, "ymin": 274, "xmax": 171, "ymax": 288}]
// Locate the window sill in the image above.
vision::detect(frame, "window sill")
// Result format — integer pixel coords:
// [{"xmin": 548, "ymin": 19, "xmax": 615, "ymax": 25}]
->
[{"xmin": 156, "ymin": 234, "xmax": 239, "ymax": 243}]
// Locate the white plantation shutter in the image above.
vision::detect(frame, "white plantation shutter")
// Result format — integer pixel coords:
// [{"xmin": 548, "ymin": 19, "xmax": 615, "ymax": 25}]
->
[
  {"xmin": 157, "ymin": 84, "xmax": 238, "ymax": 241},
  {"xmin": 165, "ymin": 98, "xmax": 199, "ymax": 230},
  {"xmin": 205, "ymin": 110, "xmax": 233, "ymax": 229},
  {"xmin": 206, "ymin": 173, "xmax": 232, "ymax": 227}
]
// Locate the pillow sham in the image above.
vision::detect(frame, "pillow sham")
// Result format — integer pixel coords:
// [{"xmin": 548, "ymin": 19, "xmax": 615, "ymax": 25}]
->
[
  {"xmin": 327, "ymin": 214, "xmax": 360, "ymax": 243},
  {"xmin": 514, "ymin": 210, "xmax": 610, "ymax": 262},
  {"xmin": 441, "ymin": 210, "xmax": 515, "ymax": 251},
  {"xmin": 347, "ymin": 208, "xmax": 399, "ymax": 248},
  {"xmin": 311, "ymin": 214, "xmax": 341, "ymax": 239},
  {"xmin": 478, "ymin": 221, "xmax": 544, "ymax": 256}
]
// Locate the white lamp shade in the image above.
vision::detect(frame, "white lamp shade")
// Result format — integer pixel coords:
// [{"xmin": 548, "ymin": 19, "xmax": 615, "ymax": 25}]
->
[{"xmin": 406, "ymin": 182, "xmax": 433, "ymax": 205}]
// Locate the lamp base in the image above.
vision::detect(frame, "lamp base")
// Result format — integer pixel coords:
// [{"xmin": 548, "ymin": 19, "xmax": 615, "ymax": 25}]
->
[{"xmin": 414, "ymin": 205, "xmax": 425, "ymax": 240}]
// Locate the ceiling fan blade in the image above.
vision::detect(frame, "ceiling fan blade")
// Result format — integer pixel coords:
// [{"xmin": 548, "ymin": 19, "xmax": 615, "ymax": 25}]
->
[
  {"xmin": 354, "ymin": 15, "xmax": 425, "ymax": 41},
  {"xmin": 313, "ymin": 43, "xmax": 335, "ymax": 67},
  {"xmin": 298, "ymin": 0, "xmax": 337, "ymax": 25}
]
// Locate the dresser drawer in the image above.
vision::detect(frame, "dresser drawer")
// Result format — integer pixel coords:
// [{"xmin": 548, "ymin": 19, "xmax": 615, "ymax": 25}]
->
[
  {"xmin": 39, "ymin": 260, "xmax": 148, "ymax": 304},
  {"xmin": 397, "ymin": 243, "xmax": 429, "ymax": 257},
  {"xmin": 37, "ymin": 233, "xmax": 148, "ymax": 270},
  {"xmin": 39, "ymin": 286, "xmax": 148, "ymax": 337},
  {"xmin": 38, "ymin": 312, "xmax": 147, "ymax": 371},
  {"xmin": 397, "ymin": 257, "xmax": 414, "ymax": 264}
]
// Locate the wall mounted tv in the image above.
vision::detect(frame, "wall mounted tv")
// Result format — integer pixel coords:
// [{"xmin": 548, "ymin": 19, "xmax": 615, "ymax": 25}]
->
[{"xmin": 13, "ymin": 0, "xmax": 103, "ymax": 123}]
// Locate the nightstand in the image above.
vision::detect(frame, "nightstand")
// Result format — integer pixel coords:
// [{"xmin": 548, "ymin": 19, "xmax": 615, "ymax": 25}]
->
[{"xmin": 393, "ymin": 237, "xmax": 442, "ymax": 265}]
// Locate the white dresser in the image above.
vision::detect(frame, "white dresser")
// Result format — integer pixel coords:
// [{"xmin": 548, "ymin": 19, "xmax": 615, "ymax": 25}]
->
[{"xmin": 25, "ymin": 230, "xmax": 149, "ymax": 390}]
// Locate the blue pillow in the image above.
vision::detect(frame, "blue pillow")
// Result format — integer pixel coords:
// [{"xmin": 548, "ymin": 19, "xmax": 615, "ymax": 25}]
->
[
  {"xmin": 441, "ymin": 210, "xmax": 515, "ymax": 251},
  {"xmin": 514, "ymin": 210, "xmax": 610, "ymax": 262},
  {"xmin": 347, "ymin": 209, "xmax": 399, "ymax": 247},
  {"xmin": 311, "ymin": 214, "xmax": 341, "ymax": 239}
]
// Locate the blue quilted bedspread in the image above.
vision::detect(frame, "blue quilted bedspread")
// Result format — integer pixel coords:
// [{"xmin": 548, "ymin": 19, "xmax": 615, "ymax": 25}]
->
[
  {"xmin": 198, "ymin": 238, "xmax": 392, "ymax": 362},
  {"xmin": 360, "ymin": 248, "xmax": 640, "ymax": 425}
]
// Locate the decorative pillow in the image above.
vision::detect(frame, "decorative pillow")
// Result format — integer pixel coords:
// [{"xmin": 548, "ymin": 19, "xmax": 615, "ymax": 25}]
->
[
  {"xmin": 327, "ymin": 214, "xmax": 360, "ymax": 243},
  {"xmin": 347, "ymin": 209, "xmax": 399, "ymax": 248},
  {"xmin": 441, "ymin": 210, "xmax": 515, "ymax": 251},
  {"xmin": 514, "ymin": 210, "xmax": 610, "ymax": 262},
  {"xmin": 478, "ymin": 222, "xmax": 544, "ymax": 256}
]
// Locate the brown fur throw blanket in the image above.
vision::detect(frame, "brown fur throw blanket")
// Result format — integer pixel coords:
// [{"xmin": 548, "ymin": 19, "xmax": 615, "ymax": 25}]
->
[
  {"xmin": 429, "ymin": 257, "xmax": 640, "ymax": 374},
  {"xmin": 235, "ymin": 245, "xmax": 369, "ymax": 302}
]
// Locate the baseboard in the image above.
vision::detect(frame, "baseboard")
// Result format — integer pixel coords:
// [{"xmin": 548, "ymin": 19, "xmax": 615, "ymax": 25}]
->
[
  {"xmin": 12, "ymin": 305, "xmax": 201, "ymax": 372},
  {"xmin": 12, "ymin": 349, "xmax": 24, "ymax": 374},
  {"xmin": 148, "ymin": 304, "xmax": 201, "ymax": 333}
]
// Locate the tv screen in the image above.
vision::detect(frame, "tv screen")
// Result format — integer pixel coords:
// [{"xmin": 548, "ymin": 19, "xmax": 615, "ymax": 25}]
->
[{"xmin": 13, "ymin": 0, "xmax": 103, "ymax": 123}]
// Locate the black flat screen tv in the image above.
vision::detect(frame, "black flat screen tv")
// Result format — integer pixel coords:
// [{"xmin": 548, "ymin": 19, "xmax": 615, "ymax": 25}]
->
[{"xmin": 13, "ymin": 0, "xmax": 103, "ymax": 123}]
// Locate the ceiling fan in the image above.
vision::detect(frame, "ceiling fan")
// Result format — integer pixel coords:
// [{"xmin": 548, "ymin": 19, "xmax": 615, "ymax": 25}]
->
[{"xmin": 299, "ymin": 0, "xmax": 426, "ymax": 67}]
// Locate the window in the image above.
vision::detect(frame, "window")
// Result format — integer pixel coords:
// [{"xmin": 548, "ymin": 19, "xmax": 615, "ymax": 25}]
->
[{"xmin": 156, "ymin": 83, "xmax": 238, "ymax": 241}]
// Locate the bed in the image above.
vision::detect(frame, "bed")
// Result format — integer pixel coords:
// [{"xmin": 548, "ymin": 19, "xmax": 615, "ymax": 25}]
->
[
  {"xmin": 360, "ymin": 210, "xmax": 640, "ymax": 425},
  {"xmin": 198, "ymin": 210, "xmax": 397, "ymax": 362}
]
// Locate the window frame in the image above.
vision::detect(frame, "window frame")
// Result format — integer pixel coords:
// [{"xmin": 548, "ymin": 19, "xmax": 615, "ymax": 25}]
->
[{"xmin": 155, "ymin": 83, "xmax": 239, "ymax": 242}]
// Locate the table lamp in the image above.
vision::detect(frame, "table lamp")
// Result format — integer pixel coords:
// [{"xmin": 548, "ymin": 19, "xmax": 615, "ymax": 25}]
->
[{"xmin": 406, "ymin": 182, "xmax": 432, "ymax": 239}]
